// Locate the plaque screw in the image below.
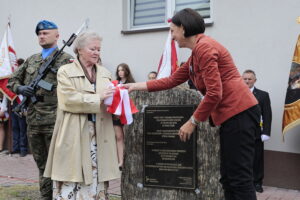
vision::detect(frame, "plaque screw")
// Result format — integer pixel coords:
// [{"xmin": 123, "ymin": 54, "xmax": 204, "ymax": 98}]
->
[
  {"xmin": 195, "ymin": 188, "xmax": 201, "ymax": 195},
  {"xmin": 141, "ymin": 105, "xmax": 148, "ymax": 113},
  {"xmin": 137, "ymin": 183, "xmax": 144, "ymax": 188}
]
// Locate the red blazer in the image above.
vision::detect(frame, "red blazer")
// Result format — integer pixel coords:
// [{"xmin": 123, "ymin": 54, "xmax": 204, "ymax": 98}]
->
[{"xmin": 147, "ymin": 34, "xmax": 257, "ymax": 125}]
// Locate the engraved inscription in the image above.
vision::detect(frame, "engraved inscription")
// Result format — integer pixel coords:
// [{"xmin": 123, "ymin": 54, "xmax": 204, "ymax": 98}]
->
[{"xmin": 143, "ymin": 105, "xmax": 197, "ymax": 189}]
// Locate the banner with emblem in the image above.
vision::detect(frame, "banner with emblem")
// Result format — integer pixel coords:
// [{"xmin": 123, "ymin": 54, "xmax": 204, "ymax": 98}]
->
[
  {"xmin": 156, "ymin": 30, "xmax": 179, "ymax": 79},
  {"xmin": 0, "ymin": 23, "xmax": 19, "ymax": 101},
  {"xmin": 282, "ymin": 35, "xmax": 300, "ymax": 138}
]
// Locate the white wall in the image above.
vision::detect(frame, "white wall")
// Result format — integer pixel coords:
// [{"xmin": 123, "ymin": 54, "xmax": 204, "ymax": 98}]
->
[{"xmin": 1, "ymin": 0, "xmax": 300, "ymax": 153}]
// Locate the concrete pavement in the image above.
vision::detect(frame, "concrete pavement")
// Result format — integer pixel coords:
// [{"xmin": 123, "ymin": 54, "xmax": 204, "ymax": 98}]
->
[
  {"xmin": 1, "ymin": 152, "xmax": 300, "ymax": 200},
  {"xmin": 0, "ymin": 152, "xmax": 121, "ymax": 196}
]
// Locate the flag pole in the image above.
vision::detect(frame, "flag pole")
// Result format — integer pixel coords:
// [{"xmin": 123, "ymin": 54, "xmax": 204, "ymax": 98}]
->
[
  {"xmin": 6, "ymin": 14, "xmax": 13, "ymax": 153},
  {"xmin": 7, "ymin": 15, "xmax": 11, "ymax": 26}
]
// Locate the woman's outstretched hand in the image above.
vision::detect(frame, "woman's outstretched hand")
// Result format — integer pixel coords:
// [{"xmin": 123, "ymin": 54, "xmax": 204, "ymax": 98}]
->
[{"xmin": 122, "ymin": 82, "xmax": 147, "ymax": 93}]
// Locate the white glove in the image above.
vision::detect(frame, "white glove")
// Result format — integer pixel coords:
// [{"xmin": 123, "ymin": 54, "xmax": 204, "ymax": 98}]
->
[{"xmin": 261, "ymin": 134, "xmax": 270, "ymax": 142}]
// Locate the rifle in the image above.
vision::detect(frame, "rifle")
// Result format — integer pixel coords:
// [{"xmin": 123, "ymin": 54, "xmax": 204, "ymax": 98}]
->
[{"xmin": 13, "ymin": 19, "xmax": 89, "ymax": 117}]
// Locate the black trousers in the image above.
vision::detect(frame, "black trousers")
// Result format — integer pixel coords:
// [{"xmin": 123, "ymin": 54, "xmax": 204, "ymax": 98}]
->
[
  {"xmin": 219, "ymin": 105, "xmax": 260, "ymax": 200},
  {"xmin": 253, "ymin": 138, "xmax": 264, "ymax": 186}
]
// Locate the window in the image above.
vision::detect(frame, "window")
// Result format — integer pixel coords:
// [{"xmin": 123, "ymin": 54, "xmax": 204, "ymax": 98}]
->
[{"xmin": 125, "ymin": 0, "xmax": 212, "ymax": 32}]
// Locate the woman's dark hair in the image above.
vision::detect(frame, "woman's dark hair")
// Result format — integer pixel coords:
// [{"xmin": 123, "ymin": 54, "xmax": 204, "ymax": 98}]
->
[
  {"xmin": 116, "ymin": 63, "xmax": 135, "ymax": 83},
  {"xmin": 171, "ymin": 8, "xmax": 205, "ymax": 37}
]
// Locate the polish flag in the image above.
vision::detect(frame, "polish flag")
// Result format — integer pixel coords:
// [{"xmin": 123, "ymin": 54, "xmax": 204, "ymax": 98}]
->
[
  {"xmin": 105, "ymin": 80, "xmax": 138, "ymax": 125},
  {"xmin": 0, "ymin": 23, "xmax": 20, "ymax": 102},
  {"xmin": 156, "ymin": 30, "xmax": 179, "ymax": 79}
]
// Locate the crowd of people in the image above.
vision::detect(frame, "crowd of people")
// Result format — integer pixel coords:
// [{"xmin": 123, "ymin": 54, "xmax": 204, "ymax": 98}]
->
[{"xmin": 0, "ymin": 8, "xmax": 272, "ymax": 200}]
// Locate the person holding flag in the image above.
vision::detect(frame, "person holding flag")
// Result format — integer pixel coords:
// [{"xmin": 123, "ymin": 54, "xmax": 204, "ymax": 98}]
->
[
  {"xmin": 44, "ymin": 31, "xmax": 121, "ymax": 200},
  {"xmin": 7, "ymin": 20, "xmax": 73, "ymax": 200},
  {"xmin": 0, "ymin": 21, "xmax": 19, "ymax": 154},
  {"xmin": 124, "ymin": 8, "xmax": 260, "ymax": 200}
]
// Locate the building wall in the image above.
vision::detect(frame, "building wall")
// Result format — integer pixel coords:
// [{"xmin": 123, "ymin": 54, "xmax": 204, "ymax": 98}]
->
[{"xmin": 1, "ymin": 0, "xmax": 300, "ymax": 155}]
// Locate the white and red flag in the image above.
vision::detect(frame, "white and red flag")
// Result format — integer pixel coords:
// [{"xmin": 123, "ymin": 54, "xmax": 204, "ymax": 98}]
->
[
  {"xmin": 156, "ymin": 30, "xmax": 179, "ymax": 79},
  {"xmin": 104, "ymin": 80, "xmax": 138, "ymax": 125},
  {"xmin": 0, "ymin": 23, "xmax": 19, "ymax": 102}
]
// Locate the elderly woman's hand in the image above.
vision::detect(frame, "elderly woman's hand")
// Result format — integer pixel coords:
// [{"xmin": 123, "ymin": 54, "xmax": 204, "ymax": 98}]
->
[
  {"xmin": 122, "ymin": 82, "xmax": 147, "ymax": 92},
  {"xmin": 101, "ymin": 87, "xmax": 115, "ymax": 101}
]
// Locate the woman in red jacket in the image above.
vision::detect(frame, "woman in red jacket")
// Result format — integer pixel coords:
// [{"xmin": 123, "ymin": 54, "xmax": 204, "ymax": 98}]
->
[{"xmin": 124, "ymin": 8, "xmax": 260, "ymax": 200}]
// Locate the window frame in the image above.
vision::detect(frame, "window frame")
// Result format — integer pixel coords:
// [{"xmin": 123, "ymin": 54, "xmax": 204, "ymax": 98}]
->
[{"xmin": 122, "ymin": 0, "xmax": 213, "ymax": 34}]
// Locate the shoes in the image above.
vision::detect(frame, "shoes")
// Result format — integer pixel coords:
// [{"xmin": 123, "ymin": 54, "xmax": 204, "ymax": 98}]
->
[
  {"xmin": 255, "ymin": 184, "xmax": 263, "ymax": 193},
  {"xmin": 0, "ymin": 149, "xmax": 8, "ymax": 155},
  {"xmin": 20, "ymin": 152, "xmax": 27, "ymax": 157},
  {"xmin": 11, "ymin": 150, "xmax": 20, "ymax": 154},
  {"xmin": 99, "ymin": 190, "xmax": 109, "ymax": 200}
]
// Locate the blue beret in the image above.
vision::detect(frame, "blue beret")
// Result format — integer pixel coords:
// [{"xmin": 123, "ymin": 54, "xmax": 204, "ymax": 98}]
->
[{"xmin": 35, "ymin": 20, "xmax": 58, "ymax": 35}]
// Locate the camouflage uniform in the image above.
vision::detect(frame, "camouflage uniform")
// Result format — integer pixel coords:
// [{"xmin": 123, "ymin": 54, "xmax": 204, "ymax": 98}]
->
[{"xmin": 7, "ymin": 49, "xmax": 73, "ymax": 200}]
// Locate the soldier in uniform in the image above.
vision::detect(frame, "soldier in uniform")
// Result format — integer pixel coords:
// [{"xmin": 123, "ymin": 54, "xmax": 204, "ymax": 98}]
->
[{"xmin": 7, "ymin": 20, "xmax": 73, "ymax": 200}]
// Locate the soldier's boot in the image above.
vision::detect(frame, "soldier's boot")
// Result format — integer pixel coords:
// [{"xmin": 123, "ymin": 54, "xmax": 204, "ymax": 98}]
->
[{"xmin": 40, "ymin": 176, "xmax": 53, "ymax": 200}]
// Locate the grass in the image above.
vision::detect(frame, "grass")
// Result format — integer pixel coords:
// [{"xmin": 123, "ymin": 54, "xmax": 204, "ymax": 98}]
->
[
  {"xmin": 0, "ymin": 185, "xmax": 121, "ymax": 200},
  {"xmin": 0, "ymin": 185, "xmax": 39, "ymax": 200}
]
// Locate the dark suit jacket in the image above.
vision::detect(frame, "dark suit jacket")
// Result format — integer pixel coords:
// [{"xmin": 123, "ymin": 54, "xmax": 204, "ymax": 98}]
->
[{"xmin": 253, "ymin": 87, "xmax": 272, "ymax": 137}]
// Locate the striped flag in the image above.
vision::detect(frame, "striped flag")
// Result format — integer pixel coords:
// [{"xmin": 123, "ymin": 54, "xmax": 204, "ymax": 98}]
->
[
  {"xmin": 105, "ymin": 80, "xmax": 138, "ymax": 125},
  {"xmin": 156, "ymin": 31, "xmax": 179, "ymax": 79},
  {"xmin": 282, "ymin": 35, "xmax": 300, "ymax": 137},
  {"xmin": 0, "ymin": 23, "xmax": 19, "ymax": 101}
]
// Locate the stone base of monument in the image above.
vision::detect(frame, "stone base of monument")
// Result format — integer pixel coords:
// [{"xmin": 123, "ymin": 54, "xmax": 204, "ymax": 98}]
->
[{"xmin": 121, "ymin": 87, "xmax": 224, "ymax": 200}]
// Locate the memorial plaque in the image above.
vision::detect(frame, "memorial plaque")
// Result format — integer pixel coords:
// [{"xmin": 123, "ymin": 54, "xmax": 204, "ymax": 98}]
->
[{"xmin": 143, "ymin": 105, "xmax": 197, "ymax": 190}]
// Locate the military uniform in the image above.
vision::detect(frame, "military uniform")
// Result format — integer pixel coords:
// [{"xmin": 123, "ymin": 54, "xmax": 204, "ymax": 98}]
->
[{"xmin": 7, "ymin": 50, "xmax": 73, "ymax": 200}]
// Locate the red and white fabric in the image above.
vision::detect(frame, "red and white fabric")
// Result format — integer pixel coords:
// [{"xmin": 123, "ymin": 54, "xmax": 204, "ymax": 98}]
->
[
  {"xmin": 0, "ymin": 23, "xmax": 21, "ymax": 102},
  {"xmin": 156, "ymin": 30, "xmax": 179, "ymax": 79},
  {"xmin": 104, "ymin": 80, "xmax": 138, "ymax": 125}
]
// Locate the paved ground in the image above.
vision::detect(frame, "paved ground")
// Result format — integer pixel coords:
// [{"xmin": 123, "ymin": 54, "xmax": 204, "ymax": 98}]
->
[
  {"xmin": 0, "ymin": 151, "xmax": 121, "ymax": 196},
  {"xmin": 1, "ymin": 152, "xmax": 300, "ymax": 199}
]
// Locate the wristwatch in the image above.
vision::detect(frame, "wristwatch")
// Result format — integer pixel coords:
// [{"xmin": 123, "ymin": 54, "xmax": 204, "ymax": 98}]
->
[{"xmin": 190, "ymin": 116, "xmax": 200, "ymax": 126}]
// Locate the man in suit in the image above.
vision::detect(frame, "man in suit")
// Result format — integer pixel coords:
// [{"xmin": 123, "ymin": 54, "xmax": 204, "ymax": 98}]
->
[{"xmin": 242, "ymin": 69, "xmax": 272, "ymax": 193}]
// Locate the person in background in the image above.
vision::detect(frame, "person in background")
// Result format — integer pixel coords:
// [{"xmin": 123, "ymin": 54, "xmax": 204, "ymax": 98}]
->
[
  {"xmin": 242, "ymin": 69, "xmax": 272, "ymax": 193},
  {"xmin": 7, "ymin": 20, "xmax": 73, "ymax": 200},
  {"xmin": 0, "ymin": 93, "xmax": 8, "ymax": 154},
  {"xmin": 124, "ymin": 8, "xmax": 260, "ymax": 200},
  {"xmin": 10, "ymin": 58, "xmax": 28, "ymax": 157},
  {"xmin": 113, "ymin": 63, "xmax": 135, "ymax": 170},
  {"xmin": 148, "ymin": 71, "xmax": 157, "ymax": 80},
  {"xmin": 44, "ymin": 31, "xmax": 120, "ymax": 200}
]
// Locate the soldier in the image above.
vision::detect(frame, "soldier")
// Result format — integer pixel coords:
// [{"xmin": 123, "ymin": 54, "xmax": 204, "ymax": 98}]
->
[{"xmin": 7, "ymin": 20, "xmax": 73, "ymax": 200}]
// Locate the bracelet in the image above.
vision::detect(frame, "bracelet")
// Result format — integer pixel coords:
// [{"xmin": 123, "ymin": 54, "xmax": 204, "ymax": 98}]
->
[{"xmin": 190, "ymin": 116, "xmax": 200, "ymax": 126}]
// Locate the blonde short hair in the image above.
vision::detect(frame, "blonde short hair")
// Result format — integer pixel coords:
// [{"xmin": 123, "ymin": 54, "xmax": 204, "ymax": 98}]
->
[{"xmin": 73, "ymin": 31, "xmax": 102, "ymax": 55}]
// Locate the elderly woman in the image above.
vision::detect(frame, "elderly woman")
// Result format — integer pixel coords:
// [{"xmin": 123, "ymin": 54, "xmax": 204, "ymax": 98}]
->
[
  {"xmin": 124, "ymin": 8, "xmax": 260, "ymax": 200},
  {"xmin": 44, "ymin": 31, "xmax": 120, "ymax": 200}
]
